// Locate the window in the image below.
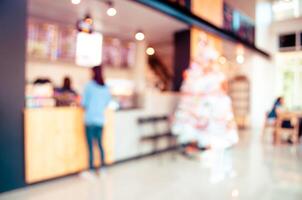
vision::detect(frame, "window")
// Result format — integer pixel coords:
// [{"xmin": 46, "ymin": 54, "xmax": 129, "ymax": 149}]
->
[
  {"xmin": 281, "ymin": 70, "xmax": 302, "ymax": 109},
  {"xmin": 279, "ymin": 33, "xmax": 296, "ymax": 50},
  {"xmin": 277, "ymin": 52, "xmax": 302, "ymax": 109}
]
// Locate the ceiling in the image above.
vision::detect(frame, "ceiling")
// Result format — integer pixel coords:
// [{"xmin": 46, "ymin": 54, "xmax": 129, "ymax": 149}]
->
[{"xmin": 28, "ymin": 0, "xmax": 188, "ymax": 44}]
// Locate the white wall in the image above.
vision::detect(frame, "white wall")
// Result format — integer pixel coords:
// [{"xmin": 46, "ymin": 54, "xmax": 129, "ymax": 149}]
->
[
  {"xmin": 271, "ymin": 17, "xmax": 302, "ymax": 107},
  {"xmin": 218, "ymin": 1, "xmax": 277, "ymax": 130},
  {"xmin": 248, "ymin": 1, "xmax": 277, "ymax": 130},
  {"xmin": 271, "ymin": 16, "xmax": 302, "ymax": 46},
  {"xmin": 248, "ymin": 2, "xmax": 302, "ymax": 129},
  {"xmin": 248, "ymin": 55, "xmax": 275, "ymax": 129}
]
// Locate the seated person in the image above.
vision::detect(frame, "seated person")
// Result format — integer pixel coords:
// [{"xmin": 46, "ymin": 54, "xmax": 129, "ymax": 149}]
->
[
  {"xmin": 55, "ymin": 76, "xmax": 78, "ymax": 106},
  {"xmin": 267, "ymin": 97, "xmax": 292, "ymax": 128}
]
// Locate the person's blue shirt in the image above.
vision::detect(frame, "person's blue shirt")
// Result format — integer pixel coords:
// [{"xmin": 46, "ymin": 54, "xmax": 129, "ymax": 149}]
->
[
  {"xmin": 268, "ymin": 101, "xmax": 281, "ymax": 119},
  {"xmin": 82, "ymin": 80, "xmax": 111, "ymax": 126}
]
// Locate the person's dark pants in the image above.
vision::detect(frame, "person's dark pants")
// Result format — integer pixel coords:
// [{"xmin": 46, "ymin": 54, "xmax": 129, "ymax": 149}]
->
[
  {"xmin": 85, "ymin": 125, "xmax": 105, "ymax": 170},
  {"xmin": 282, "ymin": 119, "xmax": 302, "ymax": 140},
  {"xmin": 281, "ymin": 120, "xmax": 292, "ymax": 128},
  {"xmin": 299, "ymin": 119, "xmax": 302, "ymax": 138}
]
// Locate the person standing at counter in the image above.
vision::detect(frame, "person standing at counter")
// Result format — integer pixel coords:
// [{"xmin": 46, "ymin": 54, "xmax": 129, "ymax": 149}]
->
[
  {"xmin": 82, "ymin": 65, "xmax": 111, "ymax": 174},
  {"xmin": 57, "ymin": 76, "xmax": 77, "ymax": 95}
]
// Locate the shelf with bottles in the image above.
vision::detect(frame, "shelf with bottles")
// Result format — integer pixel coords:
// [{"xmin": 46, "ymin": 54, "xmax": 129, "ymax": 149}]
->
[
  {"xmin": 27, "ymin": 19, "xmax": 76, "ymax": 62},
  {"xmin": 27, "ymin": 18, "xmax": 136, "ymax": 69}
]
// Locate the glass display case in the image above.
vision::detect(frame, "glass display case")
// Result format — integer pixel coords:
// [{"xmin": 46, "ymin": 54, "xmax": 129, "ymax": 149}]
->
[{"xmin": 26, "ymin": 82, "xmax": 56, "ymax": 108}]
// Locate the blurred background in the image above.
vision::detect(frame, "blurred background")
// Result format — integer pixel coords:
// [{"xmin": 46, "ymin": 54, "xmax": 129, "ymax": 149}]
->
[{"xmin": 0, "ymin": 0, "xmax": 302, "ymax": 199}]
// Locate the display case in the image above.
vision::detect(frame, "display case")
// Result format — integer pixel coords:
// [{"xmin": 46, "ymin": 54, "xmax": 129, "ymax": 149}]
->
[
  {"xmin": 229, "ymin": 75, "xmax": 250, "ymax": 129},
  {"xmin": 26, "ymin": 83, "xmax": 56, "ymax": 108},
  {"xmin": 106, "ymin": 79, "xmax": 139, "ymax": 110}
]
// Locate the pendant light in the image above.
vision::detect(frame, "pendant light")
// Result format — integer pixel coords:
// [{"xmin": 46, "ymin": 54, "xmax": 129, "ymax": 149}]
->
[
  {"xmin": 106, "ymin": 1, "xmax": 117, "ymax": 16},
  {"xmin": 135, "ymin": 30, "xmax": 145, "ymax": 41}
]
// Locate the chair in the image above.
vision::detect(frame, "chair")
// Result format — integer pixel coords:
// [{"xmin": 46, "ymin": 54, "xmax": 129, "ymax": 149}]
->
[
  {"xmin": 275, "ymin": 112, "xmax": 299, "ymax": 145},
  {"xmin": 137, "ymin": 116, "xmax": 178, "ymax": 154}
]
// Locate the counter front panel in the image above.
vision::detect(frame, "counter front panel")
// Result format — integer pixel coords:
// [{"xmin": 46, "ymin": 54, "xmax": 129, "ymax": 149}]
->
[{"xmin": 24, "ymin": 107, "xmax": 88, "ymax": 183}]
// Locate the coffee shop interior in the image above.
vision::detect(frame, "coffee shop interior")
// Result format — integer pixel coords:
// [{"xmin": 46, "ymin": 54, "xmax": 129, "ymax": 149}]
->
[
  {"xmin": 0, "ymin": 0, "xmax": 302, "ymax": 199},
  {"xmin": 24, "ymin": 0, "xmax": 193, "ymax": 184}
]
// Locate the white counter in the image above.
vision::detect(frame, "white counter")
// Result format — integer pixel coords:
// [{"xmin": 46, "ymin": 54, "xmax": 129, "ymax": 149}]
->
[{"xmin": 105, "ymin": 91, "xmax": 179, "ymax": 162}]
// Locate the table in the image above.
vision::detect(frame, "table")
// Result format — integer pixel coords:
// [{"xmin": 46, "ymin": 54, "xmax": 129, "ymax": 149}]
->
[{"xmin": 275, "ymin": 110, "xmax": 302, "ymax": 145}]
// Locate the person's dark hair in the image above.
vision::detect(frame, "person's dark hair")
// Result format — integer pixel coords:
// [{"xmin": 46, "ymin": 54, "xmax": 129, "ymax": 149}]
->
[
  {"xmin": 274, "ymin": 96, "xmax": 283, "ymax": 106},
  {"xmin": 62, "ymin": 76, "xmax": 71, "ymax": 90},
  {"xmin": 34, "ymin": 78, "xmax": 51, "ymax": 84},
  {"xmin": 92, "ymin": 65, "xmax": 105, "ymax": 86}
]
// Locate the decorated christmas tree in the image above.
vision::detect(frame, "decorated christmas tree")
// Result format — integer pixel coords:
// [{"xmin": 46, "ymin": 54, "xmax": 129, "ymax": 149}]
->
[{"xmin": 172, "ymin": 33, "xmax": 238, "ymax": 150}]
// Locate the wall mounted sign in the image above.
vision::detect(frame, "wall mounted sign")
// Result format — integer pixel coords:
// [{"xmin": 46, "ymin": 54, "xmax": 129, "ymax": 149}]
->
[
  {"xmin": 223, "ymin": 2, "xmax": 255, "ymax": 45},
  {"xmin": 75, "ymin": 32, "xmax": 103, "ymax": 67},
  {"xmin": 27, "ymin": 18, "xmax": 135, "ymax": 68},
  {"xmin": 137, "ymin": 0, "xmax": 269, "ymax": 58}
]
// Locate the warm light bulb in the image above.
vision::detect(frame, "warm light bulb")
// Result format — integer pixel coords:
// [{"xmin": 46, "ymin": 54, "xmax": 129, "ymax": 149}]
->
[
  {"xmin": 218, "ymin": 56, "xmax": 227, "ymax": 65},
  {"xmin": 71, "ymin": 0, "xmax": 81, "ymax": 5},
  {"xmin": 135, "ymin": 32, "xmax": 145, "ymax": 41},
  {"xmin": 236, "ymin": 55, "xmax": 244, "ymax": 64},
  {"xmin": 107, "ymin": 7, "xmax": 117, "ymax": 16},
  {"xmin": 146, "ymin": 47, "xmax": 155, "ymax": 55}
]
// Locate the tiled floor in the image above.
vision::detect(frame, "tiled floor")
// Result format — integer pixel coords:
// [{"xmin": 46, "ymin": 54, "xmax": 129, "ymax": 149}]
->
[{"xmin": 1, "ymin": 131, "xmax": 302, "ymax": 200}]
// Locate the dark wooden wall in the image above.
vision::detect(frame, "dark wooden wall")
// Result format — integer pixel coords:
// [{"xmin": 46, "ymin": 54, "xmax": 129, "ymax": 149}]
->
[
  {"xmin": 173, "ymin": 29, "xmax": 191, "ymax": 91},
  {"xmin": 0, "ymin": 0, "xmax": 27, "ymax": 193}
]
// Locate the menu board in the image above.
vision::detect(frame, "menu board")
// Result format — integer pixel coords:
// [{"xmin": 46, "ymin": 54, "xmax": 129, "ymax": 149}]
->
[
  {"xmin": 27, "ymin": 20, "xmax": 59, "ymax": 60},
  {"xmin": 223, "ymin": 2, "xmax": 255, "ymax": 45},
  {"xmin": 57, "ymin": 27, "xmax": 77, "ymax": 61},
  {"xmin": 102, "ymin": 37, "xmax": 136, "ymax": 68},
  {"xmin": 27, "ymin": 19, "xmax": 136, "ymax": 68}
]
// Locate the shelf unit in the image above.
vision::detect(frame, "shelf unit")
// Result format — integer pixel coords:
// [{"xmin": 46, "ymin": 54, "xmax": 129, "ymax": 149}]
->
[{"xmin": 229, "ymin": 75, "xmax": 250, "ymax": 129}]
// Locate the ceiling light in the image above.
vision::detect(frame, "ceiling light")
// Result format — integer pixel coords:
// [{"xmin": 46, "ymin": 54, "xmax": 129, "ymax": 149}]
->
[
  {"xmin": 146, "ymin": 47, "xmax": 155, "ymax": 55},
  {"xmin": 106, "ymin": 1, "xmax": 117, "ymax": 17},
  {"xmin": 71, "ymin": 0, "xmax": 81, "ymax": 5},
  {"xmin": 236, "ymin": 55, "xmax": 244, "ymax": 64},
  {"xmin": 107, "ymin": 7, "xmax": 117, "ymax": 16},
  {"xmin": 135, "ymin": 31, "xmax": 145, "ymax": 41}
]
